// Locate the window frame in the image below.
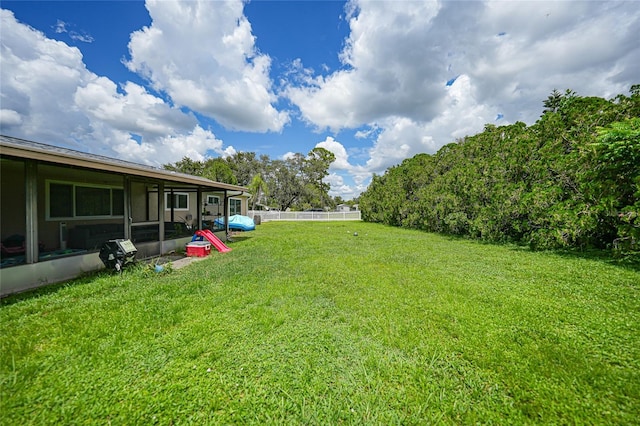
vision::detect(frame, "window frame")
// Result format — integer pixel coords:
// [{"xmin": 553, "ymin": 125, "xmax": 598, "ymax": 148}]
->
[
  {"xmin": 229, "ymin": 198, "xmax": 242, "ymax": 216},
  {"xmin": 165, "ymin": 192, "xmax": 189, "ymax": 211},
  {"xmin": 46, "ymin": 180, "xmax": 124, "ymax": 220}
]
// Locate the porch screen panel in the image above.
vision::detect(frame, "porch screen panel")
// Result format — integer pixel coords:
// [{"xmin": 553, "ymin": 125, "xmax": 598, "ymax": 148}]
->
[
  {"xmin": 75, "ymin": 186, "xmax": 111, "ymax": 216},
  {"xmin": 130, "ymin": 182, "xmax": 160, "ymax": 222},
  {"xmin": 112, "ymin": 189, "xmax": 124, "ymax": 216},
  {"xmin": 1, "ymin": 158, "xmax": 26, "ymax": 268},
  {"xmin": 49, "ymin": 183, "xmax": 73, "ymax": 218}
]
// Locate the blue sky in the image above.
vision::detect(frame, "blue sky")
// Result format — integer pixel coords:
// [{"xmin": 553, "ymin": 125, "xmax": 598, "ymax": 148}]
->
[{"xmin": 1, "ymin": 1, "xmax": 639, "ymax": 199}]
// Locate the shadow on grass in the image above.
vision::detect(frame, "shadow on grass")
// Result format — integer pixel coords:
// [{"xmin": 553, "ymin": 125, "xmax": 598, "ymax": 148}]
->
[
  {"xmin": 0, "ymin": 269, "xmax": 112, "ymax": 307},
  {"xmin": 545, "ymin": 249, "xmax": 640, "ymax": 274},
  {"xmin": 439, "ymin": 232, "xmax": 640, "ymax": 274},
  {"xmin": 227, "ymin": 233, "xmax": 254, "ymax": 244}
]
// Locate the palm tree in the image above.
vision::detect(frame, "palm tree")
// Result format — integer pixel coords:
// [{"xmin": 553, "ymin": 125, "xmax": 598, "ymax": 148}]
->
[{"xmin": 248, "ymin": 174, "xmax": 268, "ymax": 211}]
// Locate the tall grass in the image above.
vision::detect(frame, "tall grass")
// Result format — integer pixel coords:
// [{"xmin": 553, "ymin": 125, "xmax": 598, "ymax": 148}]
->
[{"xmin": 1, "ymin": 221, "xmax": 638, "ymax": 424}]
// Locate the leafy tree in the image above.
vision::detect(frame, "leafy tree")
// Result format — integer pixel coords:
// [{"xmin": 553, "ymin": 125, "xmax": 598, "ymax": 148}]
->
[
  {"xmin": 203, "ymin": 158, "xmax": 237, "ymax": 184},
  {"xmin": 227, "ymin": 152, "xmax": 263, "ymax": 186},
  {"xmin": 591, "ymin": 117, "xmax": 640, "ymax": 248},
  {"xmin": 304, "ymin": 148, "xmax": 335, "ymax": 187},
  {"xmin": 163, "ymin": 157, "xmax": 205, "ymax": 175},
  {"xmin": 360, "ymin": 86, "xmax": 639, "ymax": 254},
  {"xmin": 301, "ymin": 147, "xmax": 335, "ymax": 208},
  {"xmin": 165, "ymin": 146, "xmax": 338, "ymax": 212},
  {"xmin": 542, "ymin": 88, "xmax": 577, "ymax": 115},
  {"xmin": 542, "ymin": 89, "xmax": 563, "ymax": 114},
  {"xmin": 265, "ymin": 158, "xmax": 305, "ymax": 211}
]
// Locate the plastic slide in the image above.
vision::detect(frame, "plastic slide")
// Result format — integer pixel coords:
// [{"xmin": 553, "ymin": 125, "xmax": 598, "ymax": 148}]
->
[{"xmin": 194, "ymin": 230, "xmax": 232, "ymax": 253}]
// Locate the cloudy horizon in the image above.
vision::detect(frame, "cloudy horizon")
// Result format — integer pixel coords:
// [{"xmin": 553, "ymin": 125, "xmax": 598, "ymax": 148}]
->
[{"xmin": 1, "ymin": 0, "xmax": 638, "ymax": 198}]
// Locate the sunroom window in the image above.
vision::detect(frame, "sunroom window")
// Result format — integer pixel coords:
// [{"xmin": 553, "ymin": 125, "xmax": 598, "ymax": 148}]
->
[
  {"xmin": 165, "ymin": 192, "xmax": 189, "ymax": 211},
  {"xmin": 47, "ymin": 181, "xmax": 124, "ymax": 219},
  {"xmin": 230, "ymin": 198, "xmax": 241, "ymax": 215}
]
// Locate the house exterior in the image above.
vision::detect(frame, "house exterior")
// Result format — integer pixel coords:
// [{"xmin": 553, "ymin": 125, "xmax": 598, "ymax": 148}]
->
[
  {"xmin": 0, "ymin": 135, "xmax": 248, "ymax": 296},
  {"xmin": 202, "ymin": 191, "xmax": 251, "ymax": 222}
]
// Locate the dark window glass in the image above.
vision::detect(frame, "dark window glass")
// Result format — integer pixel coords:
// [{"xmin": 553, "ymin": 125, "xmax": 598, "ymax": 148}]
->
[
  {"xmin": 176, "ymin": 194, "xmax": 188, "ymax": 209},
  {"xmin": 167, "ymin": 193, "xmax": 188, "ymax": 209},
  {"xmin": 75, "ymin": 186, "xmax": 111, "ymax": 216},
  {"xmin": 112, "ymin": 189, "xmax": 124, "ymax": 215},
  {"xmin": 50, "ymin": 183, "xmax": 73, "ymax": 217}
]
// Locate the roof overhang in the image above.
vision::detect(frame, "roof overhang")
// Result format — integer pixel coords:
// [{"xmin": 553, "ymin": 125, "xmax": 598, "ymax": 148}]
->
[{"xmin": 1, "ymin": 135, "xmax": 247, "ymax": 192}]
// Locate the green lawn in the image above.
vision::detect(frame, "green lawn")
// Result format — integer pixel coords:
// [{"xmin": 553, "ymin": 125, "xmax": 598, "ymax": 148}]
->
[{"xmin": 1, "ymin": 221, "xmax": 638, "ymax": 424}]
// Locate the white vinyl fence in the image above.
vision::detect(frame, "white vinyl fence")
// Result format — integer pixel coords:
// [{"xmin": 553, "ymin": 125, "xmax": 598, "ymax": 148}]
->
[{"xmin": 247, "ymin": 210, "xmax": 361, "ymax": 222}]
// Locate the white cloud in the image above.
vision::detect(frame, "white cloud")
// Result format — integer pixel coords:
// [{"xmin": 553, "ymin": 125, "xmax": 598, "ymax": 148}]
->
[
  {"xmin": 1, "ymin": 9, "xmax": 93, "ymax": 145},
  {"xmin": 0, "ymin": 109, "xmax": 23, "ymax": 127},
  {"xmin": 113, "ymin": 126, "xmax": 227, "ymax": 165},
  {"xmin": 285, "ymin": 1, "xmax": 445, "ymax": 131},
  {"xmin": 467, "ymin": 1, "xmax": 639, "ymax": 122},
  {"xmin": 315, "ymin": 136, "xmax": 351, "ymax": 170},
  {"xmin": 281, "ymin": 151, "xmax": 297, "ymax": 161},
  {"xmin": 318, "ymin": 75, "xmax": 497, "ymax": 195},
  {"xmin": 315, "ymin": 136, "xmax": 371, "ymax": 199},
  {"xmin": 285, "ymin": 0, "xmax": 640, "ymax": 197},
  {"xmin": 1, "ymin": 0, "xmax": 638, "ymax": 201},
  {"xmin": 69, "ymin": 32, "xmax": 94, "ymax": 44},
  {"xmin": 324, "ymin": 172, "xmax": 344, "ymax": 188},
  {"xmin": 0, "ymin": 9, "xmax": 235, "ymax": 168},
  {"xmin": 358, "ymin": 74, "xmax": 497, "ymax": 176},
  {"xmin": 74, "ymin": 78, "xmax": 196, "ymax": 136},
  {"xmin": 54, "ymin": 19, "xmax": 67, "ymax": 34},
  {"xmin": 126, "ymin": 0, "xmax": 289, "ymax": 132},
  {"xmin": 354, "ymin": 125, "xmax": 379, "ymax": 140},
  {"xmin": 222, "ymin": 145, "xmax": 237, "ymax": 158},
  {"xmin": 52, "ymin": 19, "xmax": 94, "ymax": 43},
  {"xmin": 325, "ymin": 172, "xmax": 356, "ymax": 198}
]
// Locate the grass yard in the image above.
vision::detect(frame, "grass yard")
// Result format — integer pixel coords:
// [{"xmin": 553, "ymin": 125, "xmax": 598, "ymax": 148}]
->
[{"xmin": 1, "ymin": 221, "xmax": 639, "ymax": 424}]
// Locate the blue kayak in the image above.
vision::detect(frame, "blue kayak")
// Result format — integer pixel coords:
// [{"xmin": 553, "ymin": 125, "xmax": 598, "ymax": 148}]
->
[{"xmin": 214, "ymin": 215, "xmax": 256, "ymax": 231}]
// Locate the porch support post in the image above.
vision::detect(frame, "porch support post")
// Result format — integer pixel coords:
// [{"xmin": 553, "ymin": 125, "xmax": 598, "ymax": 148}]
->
[
  {"xmin": 24, "ymin": 159, "xmax": 38, "ymax": 264},
  {"xmin": 223, "ymin": 189, "xmax": 230, "ymax": 241},
  {"xmin": 158, "ymin": 181, "xmax": 165, "ymax": 242},
  {"xmin": 196, "ymin": 188, "xmax": 203, "ymax": 230},
  {"xmin": 123, "ymin": 176, "xmax": 131, "ymax": 239},
  {"xmin": 169, "ymin": 188, "xmax": 175, "ymax": 224}
]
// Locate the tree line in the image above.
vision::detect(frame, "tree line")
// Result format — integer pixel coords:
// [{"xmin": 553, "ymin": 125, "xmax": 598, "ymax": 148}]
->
[
  {"xmin": 359, "ymin": 87, "xmax": 639, "ymax": 252},
  {"xmin": 164, "ymin": 147, "xmax": 337, "ymax": 212}
]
